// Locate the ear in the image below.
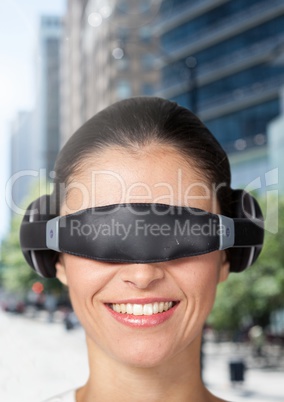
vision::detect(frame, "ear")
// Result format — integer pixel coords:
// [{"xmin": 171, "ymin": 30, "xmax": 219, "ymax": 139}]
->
[
  {"xmin": 218, "ymin": 251, "xmax": 230, "ymax": 284},
  {"xmin": 55, "ymin": 254, "xmax": 68, "ymax": 286}
]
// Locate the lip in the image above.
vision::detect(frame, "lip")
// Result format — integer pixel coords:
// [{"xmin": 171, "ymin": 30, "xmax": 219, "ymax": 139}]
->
[
  {"xmin": 104, "ymin": 298, "xmax": 180, "ymax": 328},
  {"xmin": 105, "ymin": 297, "xmax": 178, "ymax": 305}
]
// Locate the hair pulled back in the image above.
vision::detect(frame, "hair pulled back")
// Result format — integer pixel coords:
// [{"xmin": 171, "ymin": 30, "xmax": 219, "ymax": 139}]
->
[{"xmin": 54, "ymin": 97, "xmax": 232, "ymax": 215}]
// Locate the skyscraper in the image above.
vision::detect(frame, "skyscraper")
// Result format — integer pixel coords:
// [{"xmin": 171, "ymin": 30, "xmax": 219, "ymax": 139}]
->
[
  {"xmin": 8, "ymin": 16, "xmax": 62, "ymax": 217},
  {"xmin": 60, "ymin": 0, "xmax": 159, "ymax": 145},
  {"xmin": 34, "ymin": 15, "xmax": 62, "ymax": 174},
  {"xmin": 60, "ymin": 0, "xmax": 284, "ymax": 189},
  {"xmin": 154, "ymin": 0, "xmax": 284, "ymax": 156}
]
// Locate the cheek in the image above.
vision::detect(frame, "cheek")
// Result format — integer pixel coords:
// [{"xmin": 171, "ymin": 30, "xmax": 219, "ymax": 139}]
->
[
  {"xmin": 63, "ymin": 256, "xmax": 113, "ymax": 310},
  {"xmin": 178, "ymin": 253, "xmax": 222, "ymax": 315}
]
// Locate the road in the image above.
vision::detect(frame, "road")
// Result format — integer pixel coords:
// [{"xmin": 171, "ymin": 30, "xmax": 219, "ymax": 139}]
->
[{"xmin": 0, "ymin": 311, "xmax": 283, "ymax": 402}]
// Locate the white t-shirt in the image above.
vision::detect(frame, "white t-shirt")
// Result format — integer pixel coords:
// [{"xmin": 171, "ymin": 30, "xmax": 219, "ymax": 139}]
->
[{"xmin": 42, "ymin": 389, "xmax": 76, "ymax": 402}]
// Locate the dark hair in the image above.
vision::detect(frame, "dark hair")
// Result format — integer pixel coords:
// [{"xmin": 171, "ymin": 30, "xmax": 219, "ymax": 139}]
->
[{"xmin": 54, "ymin": 96, "xmax": 232, "ymax": 215}]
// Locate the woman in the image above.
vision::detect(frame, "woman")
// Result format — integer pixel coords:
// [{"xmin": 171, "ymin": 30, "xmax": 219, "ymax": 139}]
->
[{"xmin": 20, "ymin": 97, "xmax": 263, "ymax": 402}]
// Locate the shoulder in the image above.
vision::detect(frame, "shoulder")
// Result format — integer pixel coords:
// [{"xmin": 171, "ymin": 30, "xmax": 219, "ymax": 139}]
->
[{"xmin": 42, "ymin": 389, "xmax": 76, "ymax": 402}]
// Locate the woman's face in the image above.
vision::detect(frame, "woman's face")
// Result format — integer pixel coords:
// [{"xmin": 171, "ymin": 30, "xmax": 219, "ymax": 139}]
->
[{"xmin": 57, "ymin": 144, "xmax": 229, "ymax": 368}]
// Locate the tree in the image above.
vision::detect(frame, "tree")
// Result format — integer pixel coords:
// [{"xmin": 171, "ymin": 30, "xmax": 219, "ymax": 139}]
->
[{"xmin": 208, "ymin": 196, "xmax": 284, "ymax": 332}]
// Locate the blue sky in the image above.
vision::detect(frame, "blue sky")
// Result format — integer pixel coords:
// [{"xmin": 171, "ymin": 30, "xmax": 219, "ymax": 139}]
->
[{"xmin": 0, "ymin": 0, "xmax": 66, "ymax": 240}]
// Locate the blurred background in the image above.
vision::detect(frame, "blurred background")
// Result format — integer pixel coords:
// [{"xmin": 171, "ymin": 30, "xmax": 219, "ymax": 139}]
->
[{"xmin": 0, "ymin": 0, "xmax": 284, "ymax": 401}]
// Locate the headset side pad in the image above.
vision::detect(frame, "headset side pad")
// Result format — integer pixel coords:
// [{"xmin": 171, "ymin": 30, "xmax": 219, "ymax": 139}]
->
[
  {"xmin": 229, "ymin": 189, "xmax": 264, "ymax": 272},
  {"xmin": 20, "ymin": 195, "xmax": 58, "ymax": 278}
]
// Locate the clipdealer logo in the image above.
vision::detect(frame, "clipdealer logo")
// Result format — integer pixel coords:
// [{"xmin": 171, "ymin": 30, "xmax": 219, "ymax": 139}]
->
[{"xmin": 244, "ymin": 168, "xmax": 279, "ymax": 234}]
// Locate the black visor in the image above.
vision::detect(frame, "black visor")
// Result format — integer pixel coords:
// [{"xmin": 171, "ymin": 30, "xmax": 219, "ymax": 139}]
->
[{"xmin": 20, "ymin": 203, "xmax": 264, "ymax": 264}]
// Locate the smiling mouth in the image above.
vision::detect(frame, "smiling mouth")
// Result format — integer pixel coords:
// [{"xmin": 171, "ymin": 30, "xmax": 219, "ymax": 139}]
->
[{"xmin": 108, "ymin": 301, "xmax": 178, "ymax": 316}]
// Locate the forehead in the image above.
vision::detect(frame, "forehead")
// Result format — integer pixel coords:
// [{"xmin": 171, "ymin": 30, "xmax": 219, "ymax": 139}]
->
[{"xmin": 62, "ymin": 145, "xmax": 216, "ymax": 214}]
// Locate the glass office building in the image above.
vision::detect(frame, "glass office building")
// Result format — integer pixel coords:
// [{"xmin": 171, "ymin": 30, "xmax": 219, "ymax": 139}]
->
[
  {"xmin": 154, "ymin": 0, "xmax": 284, "ymax": 156},
  {"xmin": 35, "ymin": 16, "xmax": 62, "ymax": 174}
]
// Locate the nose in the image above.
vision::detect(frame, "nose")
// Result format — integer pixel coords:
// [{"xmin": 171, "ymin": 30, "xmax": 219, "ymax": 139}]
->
[{"xmin": 119, "ymin": 263, "xmax": 165, "ymax": 289}]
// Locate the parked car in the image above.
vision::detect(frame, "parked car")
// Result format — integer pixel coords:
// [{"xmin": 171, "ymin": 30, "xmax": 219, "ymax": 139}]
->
[{"xmin": 2, "ymin": 297, "xmax": 26, "ymax": 314}]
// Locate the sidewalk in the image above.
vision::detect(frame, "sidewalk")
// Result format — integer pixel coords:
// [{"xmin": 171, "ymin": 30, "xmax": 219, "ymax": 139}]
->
[
  {"xmin": 203, "ymin": 341, "xmax": 284, "ymax": 401},
  {"xmin": 1, "ymin": 311, "xmax": 283, "ymax": 402}
]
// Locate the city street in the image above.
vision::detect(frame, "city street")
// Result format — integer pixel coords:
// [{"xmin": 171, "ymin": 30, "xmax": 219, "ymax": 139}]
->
[
  {"xmin": 0, "ymin": 311, "xmax": 283, "ymax": 402},
  {"xmin": 203, "ymin": 339, "xmax": 284, "ymax": 402}
]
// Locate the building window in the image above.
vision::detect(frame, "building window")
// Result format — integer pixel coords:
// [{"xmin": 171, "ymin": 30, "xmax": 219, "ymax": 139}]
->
[{"xmin": 205, "ymin": 99, "xmax": 279, "ymax": 153}]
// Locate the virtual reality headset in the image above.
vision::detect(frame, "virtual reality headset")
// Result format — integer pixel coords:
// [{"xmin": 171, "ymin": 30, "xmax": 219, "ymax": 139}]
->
[{"xmin": 20, "ymin": 190, "xmax": 264, "ymax": 278}]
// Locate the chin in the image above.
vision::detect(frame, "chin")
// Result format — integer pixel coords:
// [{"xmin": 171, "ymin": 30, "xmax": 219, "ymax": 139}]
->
[
  {"xmin": 118, "ymin": 349, "xmax": 173, "ymax": 369},
  {"xmin": 110, "ymin": 336, "xmax": 185, "ymax": 369}
]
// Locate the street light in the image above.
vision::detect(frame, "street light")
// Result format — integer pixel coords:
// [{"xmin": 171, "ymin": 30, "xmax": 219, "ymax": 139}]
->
[{"xmin": 112, "ymin": 46, "xmax": 125, "ymax": 60}]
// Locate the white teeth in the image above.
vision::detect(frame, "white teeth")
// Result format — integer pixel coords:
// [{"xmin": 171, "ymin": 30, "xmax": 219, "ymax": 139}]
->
[
  {"xmin": 126, "ymin": 303, "xmax": 133, "ymax": 314},
  {"xmin": 143, "ymin": 304, "xmax": 153, "ymax": 315},
  {"xmin": 133, "ymin": 304, "xmax": 143, "ymax": 315},
  {"xmin": 153, "ymin": 302, "xmax": 159, "ymax": 314},
  {"xmin": 110, "ymin": 301, "xmax": 175, "ymax": 315}
]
